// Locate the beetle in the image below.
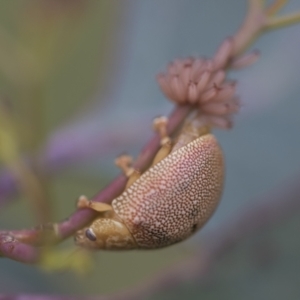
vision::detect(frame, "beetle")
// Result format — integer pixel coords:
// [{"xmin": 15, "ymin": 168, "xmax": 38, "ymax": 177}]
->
[{"xmin": 74, "ymin": 114, "xmax": 224, "ymax": 250}]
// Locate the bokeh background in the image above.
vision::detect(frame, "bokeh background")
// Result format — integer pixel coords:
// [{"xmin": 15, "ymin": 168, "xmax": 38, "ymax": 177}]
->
[{"xmin": 0, "ymin": 0, "xmax": 300, "ymax": 299}]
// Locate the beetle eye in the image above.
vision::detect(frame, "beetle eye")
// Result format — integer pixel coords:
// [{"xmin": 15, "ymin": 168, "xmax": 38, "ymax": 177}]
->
[{"xmin": 85, "ymin": 228, "xmax": 97, "ymax": 241}]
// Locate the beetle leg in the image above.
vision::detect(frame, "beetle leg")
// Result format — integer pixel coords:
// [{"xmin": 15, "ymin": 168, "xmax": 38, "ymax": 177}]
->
[
  {"xmin": 153, "ymin": 116, "xmax": 170, "ymax": 145},
  {"xmin": 152, "ymin": 116, "xmax": 172, "ymax": 165},
  {"xmin": 77, "ymin": 195, "xmax": 113, "ymax": 212},
  {"xmin": 115, "ymin": 154, "xmax": 141, "ymax": 187},
  {"xmin": 171, "ymin": 113, "xmax": 210, "ymax": 153},
  {"xmin": 152, "ymin": 140, "xmax": 172, "ymax": 166},
  {"xmin": 125, "ymin": 169, "xmax": 141, "ymax": 187},
  {"xmin": 115, "ymin": 154, "xmax": 134, "ymax": 176}
]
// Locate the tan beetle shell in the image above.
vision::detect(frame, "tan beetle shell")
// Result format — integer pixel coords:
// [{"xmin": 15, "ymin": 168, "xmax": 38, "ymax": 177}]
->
[{"xmin": 112, "ymin": 133, "xmax": 223, "ymax": 248}]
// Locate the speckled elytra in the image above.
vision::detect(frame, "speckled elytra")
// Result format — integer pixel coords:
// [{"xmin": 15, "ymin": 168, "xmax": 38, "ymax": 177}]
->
[{"xmin": 75, "ymin": 115, "xmax": 224, "ymax": 250}]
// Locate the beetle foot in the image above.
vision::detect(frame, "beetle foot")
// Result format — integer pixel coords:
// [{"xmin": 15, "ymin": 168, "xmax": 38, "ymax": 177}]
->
[
  {"xmin": 77, "ymin": 195, "xmax": 90, "ymax": 208},
  {"xmin": 152, "ymin": 116, "xmax": 172, "ymax": 165},
  {"xmin": 77, "ymin": 195, "xmax": 112, "ymax": 213},
  {"xmin": 152, "ymin": 140, "xmax": 172, "ymax": 166},
  {"xmin": 153, "ymin": 116, "xmax": 171, "ymax": 145},
  {"xmin": 115, "ymin": 154, "xmax": 141, "ymax": 187},
  {"xmin": 115, "ymin": 154, "xmax": 134, "ymax": 177},
  {"xmin": 126, "ymin": 169, "xmax": 141, "ymax": 187}
]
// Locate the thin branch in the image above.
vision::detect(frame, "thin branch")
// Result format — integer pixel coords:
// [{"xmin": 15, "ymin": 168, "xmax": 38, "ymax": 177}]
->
[
  {"xmin": 249, "ymin": 0, "xmax": 265, "ymax": 12},
  {"xmin": 0, "ymin": 234, "xmax": 39, "ymax": 264},
  {"xmin": 265, "ymin": 11, "xmax": 300, "ymax": 29},
  {"xmin": 231, "ymin": 0, "xmax": 266, "ymax": 56},
  {"xmin": 232, "ymin": 0, "xmax": 300, "ymax": 55},
  {"xmin": 265, "ymin": 0, "xmax": 289, "ymax": 16}
]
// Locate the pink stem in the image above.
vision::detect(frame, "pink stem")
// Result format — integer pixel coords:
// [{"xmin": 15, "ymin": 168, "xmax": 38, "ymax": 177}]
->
[{"xmin": 0, "ymin": 105, "xmax": 191, "ymax": 258}]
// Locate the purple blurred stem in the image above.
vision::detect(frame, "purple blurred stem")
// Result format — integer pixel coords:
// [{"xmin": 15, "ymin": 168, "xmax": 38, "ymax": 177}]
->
[{"xmin": 0, "ymin": 234, "xmax": 39, "ymax": 264}]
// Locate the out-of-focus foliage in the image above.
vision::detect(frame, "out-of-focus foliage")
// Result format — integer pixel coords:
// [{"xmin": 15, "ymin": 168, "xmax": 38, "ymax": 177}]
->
[{"xmin": 147, "ymin": 215, "xmax": 300, "ymax": 300}]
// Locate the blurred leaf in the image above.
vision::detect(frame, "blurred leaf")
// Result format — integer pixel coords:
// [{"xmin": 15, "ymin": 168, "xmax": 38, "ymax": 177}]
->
[{"xmin": 39, "ymin": 247, "xmax": 94, "ymax": 276}]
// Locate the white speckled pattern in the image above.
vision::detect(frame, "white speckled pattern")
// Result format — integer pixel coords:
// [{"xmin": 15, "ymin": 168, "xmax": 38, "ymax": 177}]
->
[{"xmin": 112, "ymin": 134, "xmax": 224, "ymax": 248}]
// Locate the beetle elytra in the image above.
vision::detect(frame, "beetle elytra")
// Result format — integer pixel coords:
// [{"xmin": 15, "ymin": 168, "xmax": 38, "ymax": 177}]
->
[{"xmin": 75, "ymin": 115, "xmax": 224, "ymax": 250}]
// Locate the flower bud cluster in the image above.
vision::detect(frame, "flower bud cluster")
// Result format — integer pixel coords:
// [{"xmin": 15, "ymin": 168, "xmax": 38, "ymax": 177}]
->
[{"xmin": 157, "ymin": 38, "xmax": 256, "ymax": 129}]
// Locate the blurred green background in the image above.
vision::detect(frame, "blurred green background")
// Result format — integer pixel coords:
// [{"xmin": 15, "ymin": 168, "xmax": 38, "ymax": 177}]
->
[{"xmin": 0, "ymin": 0, "xmax": 300, "ymax": 299}]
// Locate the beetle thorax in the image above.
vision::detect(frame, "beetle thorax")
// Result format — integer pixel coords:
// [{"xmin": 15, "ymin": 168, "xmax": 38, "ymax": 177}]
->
[{"xmin": 75, "ymin": 216, "xmax": 137, "ymax": 250}]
